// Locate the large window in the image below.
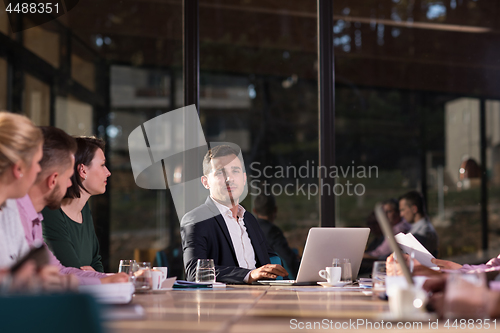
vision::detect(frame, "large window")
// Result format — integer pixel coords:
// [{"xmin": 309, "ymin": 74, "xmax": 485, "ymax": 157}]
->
[
  {"xmin": 334, "ymin": 0, "xmax": 500, "ymax": 262},
  {"xmin": 1, "ymin": 0, "xmax": 499, "ymax": 272},
  {"xmin": 199, "ymin": 1, "xmax": 319, "ymax": 253}
]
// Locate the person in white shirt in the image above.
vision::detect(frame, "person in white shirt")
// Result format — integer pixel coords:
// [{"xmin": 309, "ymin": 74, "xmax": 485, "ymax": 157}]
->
[
  {"xmin": 181, "ymin": 145, "xmax": 287, "ymax": 283},
  {"xmin": 399, "ymin": 190, "xmax": 438, "ymax": 256}
]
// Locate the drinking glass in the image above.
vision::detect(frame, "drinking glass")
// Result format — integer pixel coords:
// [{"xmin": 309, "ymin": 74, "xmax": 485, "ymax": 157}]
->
[
  {"xmin": 196, "ymin": 259, "xmax": 216, "ymax": 283},
  {"xmin": 332, "ymin": 258, "xmax": 352, "ymax": 284},
  {"xmin": 118, "ymin": 259, "xmax": 136, "ymax": 274},
  {"xmin": 444, "ymin": 271, "xmax": 487, "ymax": 319},
  {"xmin": 372, "ymin": 261, "xmax": 387, "ymax": 299},
  {"xmin": 130, "ymin": 261, "xmax": 152, "ymax": 292}
]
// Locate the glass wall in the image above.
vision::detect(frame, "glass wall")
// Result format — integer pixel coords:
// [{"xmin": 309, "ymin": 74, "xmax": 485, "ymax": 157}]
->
[
  {"xmin": 487, "ymin": 101, "xmax": 500, "ymax": 255},
  {"xmin": 2, "ymin": 0, "xmax": 499, "ymax": 272},
  {"xmin": 23, "ymin": 20, "xmax": 60, "ymax": 68},
  {"xmin": 334, "ymin": 0, "xmax": 500, "ymax": 262},
  {"xmin": 199, "ymin": 1, "xmax": 319, "ymax": 254},
  {"xmin": 56, "ymin": 0, "xmax": 184, "ymax": 273},
  {"xmin": 24, "ymin": 74, "xmax": 50, "ymax": 126},
  {"xmin": 0, "ymin": 58, "xmax": 6, "ymax": 110},
  {"xmin": 55, "ymin": 95, "xmax": 93, "ymax": 135},
  {"xmin": 72, "ymin": 38, "xmax": 97, "ymax": 92},
  {"xmin": 0, "ymin": 1, "xmax": 13, "ymax": 37},
  {"xmin": 108, "ymin": 66, "xmax": 182, "ymax": 273}
]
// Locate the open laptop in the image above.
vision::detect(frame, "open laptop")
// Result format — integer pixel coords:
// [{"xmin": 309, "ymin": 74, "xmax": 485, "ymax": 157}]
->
[{"xmin": 255, "ymin": 227, "xmax": 370, "ymax": 285}]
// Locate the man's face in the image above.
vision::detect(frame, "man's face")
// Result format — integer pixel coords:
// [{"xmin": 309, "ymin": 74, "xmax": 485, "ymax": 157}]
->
[
  {"xmin": 383, "ymin": 203, "xmax": 400, "ymax": 226},
  {"xmin": 45, "ymin": 155, "xmax": 74, "ymax": 210},
  {"xmin": 202, "ymin": 154, "xmax": 246, "ymax": 206},
  {"xmin": 399, "ymin": 199, "xmax": 416, "ymax": 223}
]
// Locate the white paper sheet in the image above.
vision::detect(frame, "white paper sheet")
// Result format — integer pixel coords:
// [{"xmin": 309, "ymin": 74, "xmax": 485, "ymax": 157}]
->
[{"xmin": 394, "ymin": 233, "xmax": 437, "ymax": 267}]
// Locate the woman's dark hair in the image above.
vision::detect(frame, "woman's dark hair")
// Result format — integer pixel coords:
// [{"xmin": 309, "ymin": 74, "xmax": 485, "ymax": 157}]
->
[{"xmin": 64, "ymin": 137, "xmax": 106, "ymax": 199}]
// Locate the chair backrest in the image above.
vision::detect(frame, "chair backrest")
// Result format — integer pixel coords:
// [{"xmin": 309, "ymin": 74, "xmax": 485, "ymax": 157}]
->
[
  {"xmin": 270, "ymin": 256, "xmax": 284, "ymax": 280},
  {"xmin": 155, "ymin": 250, "xmax": 169, "ymax": 268},
  {"xmin": 0, "ymin": 293, "xmax": 103, "ymax": 333}
]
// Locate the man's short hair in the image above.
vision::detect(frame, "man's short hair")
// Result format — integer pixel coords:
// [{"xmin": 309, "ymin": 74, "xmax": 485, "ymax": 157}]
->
[
  {"xmin": 382, "ymin": 198, "xmax": 400, "ymax": 215},
  {"xmin": 202, "ymin": 145, "xmax": 243, "ymax": 176},
  {"xmin": 253, "ymin": 192, "xmax": 277, "ymax": 217},
  {"xmin": 37, "ymin": 126, "xmax": 77, "ymax": 181},
  {"xmin": 399, "ymin": 191, "xmax": 426, "ymax": 216}
]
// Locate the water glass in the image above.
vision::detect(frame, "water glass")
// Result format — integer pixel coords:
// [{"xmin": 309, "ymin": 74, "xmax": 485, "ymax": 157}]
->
[
  {"xmin": 444, "ymin": 271, "xmax": 488, "ymax": 319},
  {"xmin": 333, "ymin": 258, "xmax": 352, "ymax": 284},
  {"xmin": 130, "ymin": 261, "xmax": 152, "ymax": 292},
  {"xmin": 372, "ymin": 261, "xmax": 387, "ymax": 299},
  {"xmin": 196, "ymin": 259, "xmax": 216, "ymax": 283},
  {"xmin": 118, "ymin": 259, "xmax": 136, "ymax": 274}
]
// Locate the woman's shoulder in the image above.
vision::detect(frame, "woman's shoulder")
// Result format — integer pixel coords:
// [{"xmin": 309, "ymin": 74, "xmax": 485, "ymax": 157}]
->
[{"xmin": 41, "ymin": 206, "xmax": 67, "ymax": 224}]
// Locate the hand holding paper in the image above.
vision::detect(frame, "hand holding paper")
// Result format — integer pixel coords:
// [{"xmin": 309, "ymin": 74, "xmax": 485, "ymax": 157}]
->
[{"xmin": 394, "ymin": 233, "xmax": 437, "ymax": 268}]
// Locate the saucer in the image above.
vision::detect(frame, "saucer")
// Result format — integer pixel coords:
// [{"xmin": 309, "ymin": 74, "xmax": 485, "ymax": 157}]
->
[
  {"xmin": 151, "ymin": 288, "xmax": 173, "ymax": 294},
  {"xmin": 318, "ymin": 281, "xmax": 349, "ymax": 288}
]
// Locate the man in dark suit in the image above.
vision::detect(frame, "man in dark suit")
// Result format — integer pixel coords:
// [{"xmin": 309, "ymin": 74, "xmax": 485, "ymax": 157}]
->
[
  {"xmin": 253, "ymin": 193, "xmax": 300, "ymax": 279},
  {"xmin": 181, "ymin": 145, "xmax": 287, "ymax": 283}
]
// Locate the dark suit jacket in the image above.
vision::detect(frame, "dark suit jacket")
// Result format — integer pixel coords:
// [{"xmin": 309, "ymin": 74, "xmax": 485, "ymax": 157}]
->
[{"xmin": 180, "ymin": 197, "xmax": 275, "ymax": 283}]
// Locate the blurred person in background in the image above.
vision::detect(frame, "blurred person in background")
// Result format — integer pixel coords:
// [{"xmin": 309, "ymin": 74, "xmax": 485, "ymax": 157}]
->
[
  {"xmin": 253, "ymin": 192, "xmax": 300, "ymax": 279},
  {"xmin": 399, "ymin": 191, "xmax": 438, "ymax": 256},
  {"xmin": 43, "ymin": 137, "xmax": 110, "ymax": 273},
  {"xmin": 0, "ymin": 111, "xmax": 77, "ymax": 293},
  {"xmin": 364, "ymin": 199, "xmax": 411, "ymax": 260}
]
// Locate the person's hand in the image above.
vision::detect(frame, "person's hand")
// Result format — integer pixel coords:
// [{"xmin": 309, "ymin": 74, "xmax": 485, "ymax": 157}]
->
[
  {"xmin": 413, "ymin": 264, "xmax": 442, "ymax": 277},
  {"xmin": 386, "ymin": 253, "xmax": 441, "ymax": 277},
  {"xmin": 100, "ymin": 273, "xmax": 129, "ymax": 284},
  {"xmin": 422, "ymin": 276, "xmax": 447, "ymax": 294},
  {"xmin": 487, "ymin": 291, "xmax": 500, "ymax": 318},
  {"xmin": 39, "ymin": 265, "xmax": 67, "ymax": 292},
  {"xmin": 426, "ymin": 292, "xmax": 445, "ymax": 318},
  {"xmin": 431, "ymin": 259, "xmax": 462, "ymax": 270},
  {"xmin": 386, "ymin": 253, "xmax": 409, "ymax": 276},
  {"xmin": 247, "ymin": 264, "xmax": 288, "ymax": 283},
  {"xmin": 80, "ymin": 266, "xmax": 96, "ymax": 271},
  {"xmin": 60, "ymin": 274, "xmax": 79, "ymax": 291},
  {"xmin": 5, "ymin": 260, "xmax": 38, "ymax": 292}
]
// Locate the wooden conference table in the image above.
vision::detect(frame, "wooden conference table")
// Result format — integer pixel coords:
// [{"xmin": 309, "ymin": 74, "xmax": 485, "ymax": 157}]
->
[{"xmin": 105, "ymin": 285, "xmax": 469, "ymax": 333}]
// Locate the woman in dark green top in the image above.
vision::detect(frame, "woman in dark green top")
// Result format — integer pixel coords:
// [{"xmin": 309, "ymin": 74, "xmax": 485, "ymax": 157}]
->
[{"xmin": 42, "ymin": 137, "xmax": 110, "ymax": 272}]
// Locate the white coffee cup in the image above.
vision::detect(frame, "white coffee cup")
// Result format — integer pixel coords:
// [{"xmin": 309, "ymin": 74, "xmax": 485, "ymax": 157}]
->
[
  {"xmin": 151, "ymin": 269, "xmax": 167, "ymax": 290},
  {"xmin": 318, "ymin": 267, "xmax": 341, "ymax": 284},
  {"xmin": 153, "ymin": 267, "xmax": 168, "ymax": 279}
]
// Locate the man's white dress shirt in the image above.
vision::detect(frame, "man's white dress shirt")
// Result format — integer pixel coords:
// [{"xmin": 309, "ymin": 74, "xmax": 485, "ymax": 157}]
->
[{"xmin": 211, "ymin": 197, "xmax": 256, "ymax": 280}]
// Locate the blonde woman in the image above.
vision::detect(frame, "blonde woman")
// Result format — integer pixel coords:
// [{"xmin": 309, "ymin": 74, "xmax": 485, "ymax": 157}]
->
[{"xmin": 0, "ymin": 111, "xmax": 76, "ymax": 292}]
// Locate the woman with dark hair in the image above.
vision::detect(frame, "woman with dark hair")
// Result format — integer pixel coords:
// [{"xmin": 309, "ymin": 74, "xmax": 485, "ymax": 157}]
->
[{"xmin": 42, "ymin": 137, "xmax": 111, "ymax": 272}]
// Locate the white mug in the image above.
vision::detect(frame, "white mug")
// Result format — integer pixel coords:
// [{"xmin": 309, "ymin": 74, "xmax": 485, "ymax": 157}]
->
[
  {"xmin": 318, "ymin": 267, "xmax": 341, "ymax": 284},
  {"xmin": 151, "ymin": 269, "xmax": 167, "ymax": 290},
  {"xmin": 153, "ymin": 267, "xmax": 168, "ymax": 279}
]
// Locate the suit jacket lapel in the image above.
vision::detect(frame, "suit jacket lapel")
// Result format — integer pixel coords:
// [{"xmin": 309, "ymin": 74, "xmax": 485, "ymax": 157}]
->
[{"xmin": 205, "ymin": 197, "xmax": 238, "ymax": 263}]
